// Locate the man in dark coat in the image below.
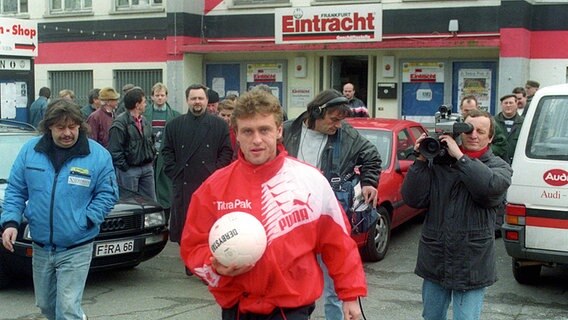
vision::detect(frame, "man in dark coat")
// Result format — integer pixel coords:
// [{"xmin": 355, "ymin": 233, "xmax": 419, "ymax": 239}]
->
[
  {"xmin": 402, "ymin": 109, "xmax": 512, "ymax": 320},
  {"xmin": 161, "ymin": 84, "xmax": 233, "ymax": 248},
  {"xmin": 282, "ymin": 88, "xmax": 381, "ymax": 320}
]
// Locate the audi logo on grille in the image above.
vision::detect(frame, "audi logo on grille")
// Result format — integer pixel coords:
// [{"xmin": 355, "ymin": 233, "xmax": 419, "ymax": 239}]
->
[{"xmin": 101, "ymin": 218, "xmax": 126, "ymax": 232}]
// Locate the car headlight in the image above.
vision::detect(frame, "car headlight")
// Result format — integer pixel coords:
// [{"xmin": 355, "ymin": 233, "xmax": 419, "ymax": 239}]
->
[{"xmin": 144, "ymin": 211, "xmax": 165, "ymax": 228}]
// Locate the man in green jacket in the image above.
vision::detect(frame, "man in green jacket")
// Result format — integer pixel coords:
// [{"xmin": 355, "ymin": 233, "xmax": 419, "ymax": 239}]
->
[
  {"xmin": 143, "ymin": 82, "xmax": 180, "ymax": 221},
  {"xmin": 494, "ymin": 94, "xmax": 524, "ymax": 164}
]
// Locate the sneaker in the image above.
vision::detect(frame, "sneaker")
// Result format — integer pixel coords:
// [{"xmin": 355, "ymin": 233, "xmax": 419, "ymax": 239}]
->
[{"xmin": 185, "ymin": 267, "xmax": 193, "ymax": 277}]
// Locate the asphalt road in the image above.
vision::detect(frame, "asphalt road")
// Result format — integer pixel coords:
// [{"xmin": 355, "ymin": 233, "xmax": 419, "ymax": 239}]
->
[{"xmin": 1, "ymin": 219, "xmax": 567, "ymax": 320}]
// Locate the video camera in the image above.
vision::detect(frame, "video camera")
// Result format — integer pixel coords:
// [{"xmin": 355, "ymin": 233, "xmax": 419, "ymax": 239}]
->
[{"xmin": 418, "ymin": 105, "xmax": 473, "ymax": 163}]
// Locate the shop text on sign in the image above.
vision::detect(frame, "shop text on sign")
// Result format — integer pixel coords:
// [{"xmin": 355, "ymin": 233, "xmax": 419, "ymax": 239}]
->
[
  {"xmin": 275, "ymin": 4, "xmax": 382, "ymax": 44},
  {"xmin": 0, "ymin": 17, "xmax": 38, "ymax": 57},
  {"xmin": 0, "ymin": 24, "xmax": 37, "ymax": 39}
]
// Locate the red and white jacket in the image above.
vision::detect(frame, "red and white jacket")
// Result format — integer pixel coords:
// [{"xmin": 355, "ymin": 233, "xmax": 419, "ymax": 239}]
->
[{"xmin": 180, "ymin": 146, "xmax": 367, "ymax": 314}]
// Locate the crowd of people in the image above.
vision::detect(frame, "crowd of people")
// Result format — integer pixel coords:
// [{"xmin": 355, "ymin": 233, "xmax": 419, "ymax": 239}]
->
[{"xmin": 1, "ymin": 78, "xmax": 538, "ymax": 319}]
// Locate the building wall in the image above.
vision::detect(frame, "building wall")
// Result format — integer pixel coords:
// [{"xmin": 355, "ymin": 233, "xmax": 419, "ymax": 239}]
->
[{"xmin": 5, "ymin": 0, "xmax": 567, "ymax": 120}]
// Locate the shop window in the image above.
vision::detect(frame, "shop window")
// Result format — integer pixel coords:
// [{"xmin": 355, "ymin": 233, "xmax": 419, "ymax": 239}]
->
[
  {"xmin": 115, "ymin": 0, "xmax": 163, "ymax": 10},
  {"xmin": 233, "ymin": 0, "xmax": 289, "ymax": 6},
  {"xmin": 50, "ymin": 0, "xmax": 92, "ymax": 13},
  {"xmin": 0, "ymin": 0, "xmax": 27, "ymax": 15},
  {"xmin": 114, "ymin": 69, "xmax": 162, "ymax": 98},
  {"xmin": 49, "ymin": 70, "xmax": 93, "ymax": 107}
]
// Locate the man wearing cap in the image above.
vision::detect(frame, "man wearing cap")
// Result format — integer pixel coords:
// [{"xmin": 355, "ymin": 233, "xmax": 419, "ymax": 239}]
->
[
  {"xmin": 86, "ymin": 87, "xmax": 120, "ymax": 148},
  {"xmin": 495, "ymin": 94, "xmax": 524, "ymax": 164},
  {"xmin": 522, "ymin": 80, "xmax": 540, "ymax": 117},
  {"xmin": 207, "ymin": 89, "xmax": 220, "ymax": 114}
]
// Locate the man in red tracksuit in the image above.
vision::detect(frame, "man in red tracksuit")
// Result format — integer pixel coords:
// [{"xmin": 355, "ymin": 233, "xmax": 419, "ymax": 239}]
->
[{"xmin": 180, "ymin": 89, "xmax": 367, "ymax": 319}]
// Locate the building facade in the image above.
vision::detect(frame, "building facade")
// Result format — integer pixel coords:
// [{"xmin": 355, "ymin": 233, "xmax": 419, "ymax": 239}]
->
[{"xmin": 2, "ymin": 0, "xmax": 567, "ymax": 121}]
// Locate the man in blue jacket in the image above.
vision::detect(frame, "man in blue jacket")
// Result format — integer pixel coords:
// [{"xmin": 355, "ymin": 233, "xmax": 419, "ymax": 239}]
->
[
  {"xmin": 29, "ymin": 87, "xmax": 51, "ymax": 127},
  {"xmin": 1, "ymin": 98, "xmax": 119, "ymax": 320}
]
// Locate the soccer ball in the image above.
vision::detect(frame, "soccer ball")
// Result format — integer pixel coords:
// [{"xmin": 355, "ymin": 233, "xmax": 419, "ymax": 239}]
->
[{"xmin": 208, "ymin": 211, "xmax": 267, "ymax": 267}]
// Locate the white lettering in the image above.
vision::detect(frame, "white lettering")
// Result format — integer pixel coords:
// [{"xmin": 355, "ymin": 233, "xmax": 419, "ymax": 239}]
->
[
  {"xmin": 545, "ymin": 172, "xmax": 567, "ymax": 182},
  {"xmin": 215, "ymin": 199, "xmax": 252, "ymax": 211}
]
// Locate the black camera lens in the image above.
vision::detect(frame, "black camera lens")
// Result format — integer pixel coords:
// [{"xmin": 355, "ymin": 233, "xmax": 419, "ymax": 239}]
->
[{"xmin": 418, "ymin": 137, "xmax": 441, "ymax": 159}]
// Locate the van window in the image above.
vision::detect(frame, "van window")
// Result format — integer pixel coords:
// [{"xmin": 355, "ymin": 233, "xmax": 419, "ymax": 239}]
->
[{"xmin": 526, "ymin": 95, "xmax": 568, "ymax": 160}]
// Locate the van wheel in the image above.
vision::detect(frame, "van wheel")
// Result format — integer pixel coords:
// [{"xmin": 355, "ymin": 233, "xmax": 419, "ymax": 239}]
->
[
  {"xmin": 0, "ymin": 260, "xmax": 12, "ymax": 289},
  {"xmin": 360, "ymin": 207, "xmax": 391, "ymax": 262},
  {"xmin": 512, "ymin": 258, "xmax": 541, "ymax": 285}
]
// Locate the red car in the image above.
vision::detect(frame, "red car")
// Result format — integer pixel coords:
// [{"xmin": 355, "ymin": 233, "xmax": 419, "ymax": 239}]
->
[{"xmin": 346, "ymin": 118, "xmax": 428, "ymax": 262}]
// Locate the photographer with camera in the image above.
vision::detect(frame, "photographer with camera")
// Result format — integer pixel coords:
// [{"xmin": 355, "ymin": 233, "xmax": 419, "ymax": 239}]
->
[
  {"xmin": 460, "ymin": 95, "xmax": 509, "ymax": 163},
  {"xmin": 402, "ymin": 109, "xmax": 512, "ymax": 320}
]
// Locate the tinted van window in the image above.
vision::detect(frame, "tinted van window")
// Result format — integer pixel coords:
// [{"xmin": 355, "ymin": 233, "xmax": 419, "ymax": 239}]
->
[{"xmin": 526, "ymin": 96, "xmax": 568, "ymax": 160}]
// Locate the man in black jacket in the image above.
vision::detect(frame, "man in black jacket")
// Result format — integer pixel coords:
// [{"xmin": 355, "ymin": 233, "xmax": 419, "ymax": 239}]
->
[
  {"xmin": 402, "ymin": 109, "xmax": 512, "ymax": 320},
  {"xmin": 108, "ymin": 88, "xmax": 157, "ymax": 200},
  {"xmin": 282, "ymin": 88, "xmax": 381, "ymax": 320},
  {"xmin": 161, "ymin": 84, "xmax": 233, "ymax": 246}
]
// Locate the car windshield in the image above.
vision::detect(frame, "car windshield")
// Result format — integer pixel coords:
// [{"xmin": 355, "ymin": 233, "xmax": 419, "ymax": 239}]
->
[
  {"xmin": 355, "ymin": 129, "xmax": 392, "ymax": 169},
  {"xmin": 0, "ymin": 134, "xmax": 36, "ymax": 181}
]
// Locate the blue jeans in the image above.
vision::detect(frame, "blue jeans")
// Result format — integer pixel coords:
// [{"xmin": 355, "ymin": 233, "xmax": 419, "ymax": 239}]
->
[
  {"xmin": 32, "ymin": 242, "xmax": 93, "ymax": 320},
  {"xmin": 117, "ymin": 163, "xmax": 156, "ymax": 201},
  {"xmin": 317, "ymin": 255, "xmax": 343, "ymax": 320},
  {"xmin": 422, "ymin": 279, "xmax": 486, "ymax": 320}
]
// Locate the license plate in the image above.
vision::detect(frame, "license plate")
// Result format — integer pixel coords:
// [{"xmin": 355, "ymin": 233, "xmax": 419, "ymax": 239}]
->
[{"xmin": 95, "ymin": 240, "xmax": 134, "ymax": 257}]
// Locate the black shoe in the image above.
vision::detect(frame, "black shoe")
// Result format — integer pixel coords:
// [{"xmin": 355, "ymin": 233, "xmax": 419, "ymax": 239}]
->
[{"xmin": 185, "ymin": 267, "xmax": 193, "ymax": 276}]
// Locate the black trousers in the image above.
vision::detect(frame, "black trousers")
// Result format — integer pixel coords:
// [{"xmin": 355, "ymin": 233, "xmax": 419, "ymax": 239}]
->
[{"xmin": 221, "ymin": 303, "xmax": 315, "ymax": 320}]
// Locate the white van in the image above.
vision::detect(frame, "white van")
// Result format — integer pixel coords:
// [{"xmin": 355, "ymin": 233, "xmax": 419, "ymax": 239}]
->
[{"xmin": 502, "ymin": 83, "xmax": 568, "ymax": 284}]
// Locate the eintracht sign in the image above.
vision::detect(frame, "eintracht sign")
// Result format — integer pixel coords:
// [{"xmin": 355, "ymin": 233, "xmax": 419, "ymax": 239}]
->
[
  {"xmin": 0, "ymin": 17, "xmax": 38, "ymax": 57},
  {"xmin": 275, "ymin": 4, "xmax": 382, "ymax": 44}
]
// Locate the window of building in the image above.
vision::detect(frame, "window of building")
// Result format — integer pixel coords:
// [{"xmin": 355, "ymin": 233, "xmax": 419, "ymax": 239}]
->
[
  {"xmin": 232, "ymin": 0, "xmax": 289, "ymax": 6},
  {"xmin": 114, "ymin": 69, "xmax": 163, "ymax": 98},
  {"xmin": 0, "ymin": 0, "xmax": 27, "ymax": 15},
  {"xmin": 115, "ymin": 0, "xmax": 163, "ymax": 10},
  {"xmin": 49, "ymin": 70, "xmax": 93, "ymax": 107},
  {"xmin": 50, "ymin": 0, "xmax": 92, "ymax": 13}
]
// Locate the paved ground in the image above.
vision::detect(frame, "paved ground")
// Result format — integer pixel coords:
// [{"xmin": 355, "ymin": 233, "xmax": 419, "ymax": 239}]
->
[{"xmin": 1, "ymin": 219, "xmax": 567, "ymax": 319}]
